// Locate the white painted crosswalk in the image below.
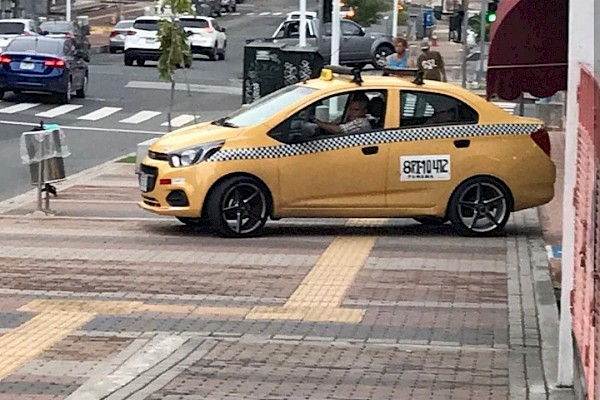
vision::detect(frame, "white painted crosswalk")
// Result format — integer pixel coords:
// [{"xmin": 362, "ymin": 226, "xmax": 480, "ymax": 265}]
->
[
  {"xmin": 120, "ymin": 111, "xmax": 162, "ymax": 124},
  {"xmin": 161, "ymin": 114, "xmax": 196, "ymax": 128},
  {"xmin": 36, "ymin": 104, "xmax": 83, "ymax": 118},
  {"xmin": 0, "ymin": 103, "xmax": 40, "ymax": 114}
]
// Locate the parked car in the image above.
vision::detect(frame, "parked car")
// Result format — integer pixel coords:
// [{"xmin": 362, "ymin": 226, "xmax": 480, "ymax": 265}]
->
[
  {"xmin": 285, "ymin": 11, "xmax": 318, "ymax": 21},
  {"xmin": 109, "ymin": 19, "xmax": 134, "ymax": 53},
  {"xmin": 271, "ymin": 18, "xmax": 395, "ymax": 69},
  {"xmin": 137, "ymin": 66, "xmax": 556, "ymax": 237},
  {"xmin": 179, "ymin": 16, "xmax": 227, "ymax": 61},
  {"xmin": 221, "ymin": 0, "xmax": 236, "ymax": 12},
  {"xmin": 193, "ymin": 0, "xmax": 221, "ymax": 17},
  {"xmin": 0, "ymin": 36, "xmax": 88, "ymax": 103},
  {"xmin": 0, "ymin": 19, "xmax": 40, "ymax": 53},
  {"xmin": 39, "ymin": 20, "xmax": 91, "ymax": 62},
  {"xmin": 124, "ymin": 16, "xmax": 192, "ymax": 67}
]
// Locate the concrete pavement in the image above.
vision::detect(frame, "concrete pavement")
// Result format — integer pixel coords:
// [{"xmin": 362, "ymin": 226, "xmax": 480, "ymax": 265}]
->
[{"xmin": 0, "ymin": 158, "xmax": 575, "ymax": 399}]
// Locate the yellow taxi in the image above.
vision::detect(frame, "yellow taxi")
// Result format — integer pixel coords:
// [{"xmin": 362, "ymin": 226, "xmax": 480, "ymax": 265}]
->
[{"xmin": 138, "ymin": 66, "xmax": 555, "ymax": 237}]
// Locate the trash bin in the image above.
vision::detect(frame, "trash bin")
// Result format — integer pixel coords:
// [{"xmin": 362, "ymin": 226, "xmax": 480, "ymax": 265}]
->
[
  {"xmin": 243, "ymin": 40, "xmax": 323, "ymax": 104},
  {"xmin": 20, "ymin": 125, "xmax": 70, "ymax": 185}
]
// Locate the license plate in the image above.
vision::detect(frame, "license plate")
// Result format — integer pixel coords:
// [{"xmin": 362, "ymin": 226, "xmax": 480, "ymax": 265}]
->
[
  {"xmin": 139, "ymin": 173, "xmax": 149, "ymax": 192},
  {"xmin": 19, "ymin": 62, "xmax": 34, "ymax": 70}
]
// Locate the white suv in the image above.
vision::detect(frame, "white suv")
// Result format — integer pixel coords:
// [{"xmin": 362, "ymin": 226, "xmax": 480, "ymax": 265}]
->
[
  {"xmin": 179, "ymin": 16, "xmax": 226, "ymax": 61},
  {"xmin": 124, "ymin": 16, "xmax": 192, "ymax": 67},
  {"xmin": 0, "ymin": 19, "xmax": 39, "ymax": 52}
]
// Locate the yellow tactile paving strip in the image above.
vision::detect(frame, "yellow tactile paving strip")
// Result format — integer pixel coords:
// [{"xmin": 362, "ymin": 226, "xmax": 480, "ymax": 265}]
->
[
  {"xmin": 0, "ymin": 219, "xmax": 386, "ymax": 378},
  {"xmin": 246, "ymin": 218, "xmax": 388, "ymax": 323}
]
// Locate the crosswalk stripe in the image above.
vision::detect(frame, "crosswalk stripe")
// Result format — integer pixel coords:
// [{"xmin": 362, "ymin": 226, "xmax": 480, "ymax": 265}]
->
[
  {"xmin": 161, "ymin": 114, "xmax": 196, "ymax": 128},
  {"xmin": 0, "ymin": 103, "xmax": 39, "ymax": 114},
  {"xmin": 230, "ymin": 12, "xmax": 241, "ymax": 15},
  {"xmin": 119, "ymin": 110, "xmax": 161, "ymax": 124},
  {"xmin": 77, "ymin": 107, "xmax": 122, "ymax": 121},
  {"xmin": 272, "ymin": 12, "xmax": 283, "ymax": 15},
  {"xmin": 246, "ymin": 12, "xmax": 255, "ymax": 15},
  {"xmin": 35, "ymin": 104, "xmax": 83, "ymax": 118},
  {"xmin": 259, "ymin": 12, "xmax": 270, "ymax": 15}
]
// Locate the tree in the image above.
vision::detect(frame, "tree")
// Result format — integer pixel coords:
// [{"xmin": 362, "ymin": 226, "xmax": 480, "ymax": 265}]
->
[
  {"xmin": 345, "ymin": 0, "xmax": 391, "ymax": 27},
  {"xmin": 156, "ymin": 0, "xmax": 194, "ymax": 132}
]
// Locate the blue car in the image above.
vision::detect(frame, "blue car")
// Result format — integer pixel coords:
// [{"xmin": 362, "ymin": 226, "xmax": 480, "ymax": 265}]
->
[{"xmin": 0, "ymin": 36, "xmax": 88, "ymax": 104}]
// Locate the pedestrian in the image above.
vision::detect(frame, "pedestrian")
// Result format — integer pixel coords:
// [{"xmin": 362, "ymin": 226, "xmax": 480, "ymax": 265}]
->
[
  {"xmin": 416, "ymin": 38, "xmax": 447, "ymax": 82},
  {"xmin": 386, "ymin": 37, "xmax": 415, "ymax": 69}
]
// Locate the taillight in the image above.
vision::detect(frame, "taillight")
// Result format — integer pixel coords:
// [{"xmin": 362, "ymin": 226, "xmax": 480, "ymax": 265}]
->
[
  {"xmin": 127, "ymin": 30, "xmax": 136, "ymax": 36},
  {"xmin": 44, "ymin": 58, "xmax": 66, "ymax": 68},
  {"xmin": 22, "ymin": 30, "xmax": 31, "ymax": 36},
  {"xmin": 110, "ymin": 31, "xmax": 118, "ymax": 37},
  {"xmin": 0, "ymin": 55, "xmax": 11, "ymax": 64},
  {"xmin": 531, "ymin": 127, "xmax": 551, "ymax": 156},
  {"xmin": 64, "ymin": 32, "xmax": 72, "ymax": 38},
  {"xmin": 202, "ymin": 28, "xmax": 214, "ymax": 33}
]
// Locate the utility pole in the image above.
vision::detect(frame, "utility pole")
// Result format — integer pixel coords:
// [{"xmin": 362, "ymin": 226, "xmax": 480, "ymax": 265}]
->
[
  {"xmin": 477, "ymin": 0, "xmax": 487, "ymax": 84},
  {"xmin": 66, "ymin": 0, "xmax": 71, "ymax": 21},
  {"xmin": 461, "ymin": 0, "xmax": 469, "ymax": 88},
  {"xmin": 392, "ymin": 0, "xmax": 399, "ymax": 37},
  {"xmin": 330, "ymin": 0, "xmax": 340, "ymax": 66},
  {"xmin": 299, "ymin": 0, "xmax": 307, "ymax": 47}
]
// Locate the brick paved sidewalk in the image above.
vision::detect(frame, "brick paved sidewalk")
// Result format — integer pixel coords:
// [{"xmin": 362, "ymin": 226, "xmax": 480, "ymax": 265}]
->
[{"xmin": 0, "ymin": 160, "xmax": 574, "ymax": 399}]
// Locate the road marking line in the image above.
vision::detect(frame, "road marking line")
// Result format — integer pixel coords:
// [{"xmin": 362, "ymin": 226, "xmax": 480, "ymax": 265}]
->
[
  {"xmin": 120, "ymin": 110, "xmax": 162, "ymax": 124},
  {"xmin": 35, "ymin": 104, "xmax": 83, "ymax": 118},
  {"xmin": 0, "ymin": 119, "xmax": 165, "ymax": 135},
  {"xmin": 230, "ymin": 12, "xmax": 241, "ymax": 15},
  {"xmin": 259, "ymin": 11, "xmax": 270, "ymax": 15},
  {"xmin": 161, "ymin": 114, "xmax": 196, "ymax": 128},
  {"xmin": 0, "ymin": 102, "xmax": 39, "ymax": 114},
  {"xmin": 125, "ymin": 80, "xmax": 240, "ymax": 95},
  {"xmin": 246, "ymin": 12, "xmax": 255, "ymax": 15},
  {"xmin": 246, "ymin": 218, "xmax": 388, "ymax": 323},
  {"xmin": 78, "ymin": 106, "xmax": 122, "ymax": 121},
  {"xmin": 272, "ymin": 12, "xmax": 283, "ymax": 15}
]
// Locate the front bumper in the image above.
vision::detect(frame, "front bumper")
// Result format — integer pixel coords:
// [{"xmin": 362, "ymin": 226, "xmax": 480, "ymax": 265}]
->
[{"xmin": 137, "ymin": 160, "xmax": 211, "ymax": 218}]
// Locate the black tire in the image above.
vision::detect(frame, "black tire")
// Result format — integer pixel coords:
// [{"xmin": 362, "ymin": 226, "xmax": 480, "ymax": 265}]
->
[
  {"xmin": 176, "ymin": 217, "xmax": 209, "ymax": 227},
  {"xmin": 12, "ymin": 89, "xmax": 21, "ymax": 94},
  {"xmin": 217, "ymin": 49, "xmax": 225, "ymax": 61},
  {"xmin": 124, "ymin": 55, "xmax": 134, "ymax": 66},
  {"xmin": 184, "ymin": 61, "xmax": 192, "ymax": 68},
  {"xmin": 206, "ymin": 177, "xmax": 269, "ymax": 238},
  {"xmin": 59, "ymin": 79, "xmax": 72, "ymax": 104},
  {"xmin": 109, "ymin": 47, "xmax": 117, "ymax": 54},
  {"xmin": 414, "ymin": 217, "xmax": 447, "ymax": 225},
  {"xmin": 0, "ymin": 90, "xmax": 5, "ymax": 100},
  {"xmin": 372, "ymin": 44, "xmax": 394, "ymax": 70},
  {"xmin": 447, "ymin": 176, "xmax": 513, "ymax": 237},
  {"xmin": 137, "ymin": 58, "xmax": 145, "ymax": 66},
  {"xmin": 76, "ymin": 74, "xmax": 88, "ymax": 98},
  {"xmin": 209, "ymin": 45, "xmax": 218, "ymax": 61}
]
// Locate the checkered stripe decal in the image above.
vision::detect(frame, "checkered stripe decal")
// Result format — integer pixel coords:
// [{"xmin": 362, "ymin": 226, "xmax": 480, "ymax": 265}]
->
[{"xmin": 207, "ymin": 123, "xmax": 543, "ymax": 162}]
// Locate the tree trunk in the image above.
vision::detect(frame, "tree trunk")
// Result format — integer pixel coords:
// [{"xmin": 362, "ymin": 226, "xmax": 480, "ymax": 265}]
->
[{"xmin": 168, "ymin": 78, "xmax": 175, "ymax": 132}]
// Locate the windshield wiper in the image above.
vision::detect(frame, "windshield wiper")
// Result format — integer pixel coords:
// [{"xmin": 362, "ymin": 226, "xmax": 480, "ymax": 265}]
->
[{"xmin": 211, "ymin": 117, "xmax": 238, "ymax": 128}]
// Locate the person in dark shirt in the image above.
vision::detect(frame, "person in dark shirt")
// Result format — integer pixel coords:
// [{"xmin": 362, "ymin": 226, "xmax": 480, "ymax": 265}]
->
[{"xmin": 416, "ymin": 38, "xmax": 447, "ymax": 82}]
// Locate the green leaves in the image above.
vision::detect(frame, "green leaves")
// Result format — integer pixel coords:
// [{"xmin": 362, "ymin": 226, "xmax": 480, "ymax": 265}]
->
[
  {"xmin": 345, "ymin": 0, "xmax": 391, "ymax": 26},
  {"xmin": 156, "ymin": 0, "xmax": 194, "ymax": 82}
]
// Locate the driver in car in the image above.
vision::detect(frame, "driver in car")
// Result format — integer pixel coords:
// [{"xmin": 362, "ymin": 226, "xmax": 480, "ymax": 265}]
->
[{"xmin": 314, "ymin": 94, "xmax": 372, "ymax": 135}]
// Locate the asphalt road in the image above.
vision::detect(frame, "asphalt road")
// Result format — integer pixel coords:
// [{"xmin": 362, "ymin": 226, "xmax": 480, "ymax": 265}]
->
[{"xmin": 0, "ymin": 0, "xmax": 303, "ymax": 202}]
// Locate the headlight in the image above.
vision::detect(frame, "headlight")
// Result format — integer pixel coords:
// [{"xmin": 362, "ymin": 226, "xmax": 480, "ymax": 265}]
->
[{"xmin": 168, "ymin": 140, "xmax": 224, "ymax": 168}]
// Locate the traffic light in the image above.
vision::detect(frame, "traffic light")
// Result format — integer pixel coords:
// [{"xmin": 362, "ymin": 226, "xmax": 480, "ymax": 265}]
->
[{"xmin": 486, "ymin": 0, "xmax": 499, "ymax": 23}]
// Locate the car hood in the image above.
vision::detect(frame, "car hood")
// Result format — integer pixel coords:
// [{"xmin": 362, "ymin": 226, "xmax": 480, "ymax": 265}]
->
[{"xmin": 150, "ymin": 121, "xmax": 242, "ymax": 153}]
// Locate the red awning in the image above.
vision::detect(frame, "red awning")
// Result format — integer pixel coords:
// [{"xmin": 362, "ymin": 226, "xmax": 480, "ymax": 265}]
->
[{"xmin": 486, "ymin": 0, "xmax": 568, "ymax": 101}]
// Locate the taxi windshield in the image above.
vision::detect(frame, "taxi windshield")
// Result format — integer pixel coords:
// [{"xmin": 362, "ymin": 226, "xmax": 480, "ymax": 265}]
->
[{"xmin": 223, "ymin": 85, "xmax": 317, "ymax": 127}]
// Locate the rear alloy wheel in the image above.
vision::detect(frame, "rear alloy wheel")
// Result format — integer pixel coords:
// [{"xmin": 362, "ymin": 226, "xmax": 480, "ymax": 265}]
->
[
  {"xmin": 76, "ymin": 74, "xmax": 88, "ymax": 98},
  {"xmin": 448, "ymin": 177, "xmax": 512, "ymax": 237},
  {"xmin": 372, "ymin": 45, "xmax": 393, "ymax": 69},
  {"xmin": 207, "ymin": 177, "xmax": 269, "ymax": 238}
]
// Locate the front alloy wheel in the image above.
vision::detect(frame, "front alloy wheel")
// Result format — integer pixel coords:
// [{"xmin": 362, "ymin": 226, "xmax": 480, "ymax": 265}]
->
[
  {"xmin": 373, "ymin": 45, "xmax": 393, "ymax": 69},
  {"xmin": 448, "ymin": 177, "xmax": 512, "ymax": 236},
  {"xmin": 207, "ymin": 177, "xmax": 269, "ymax": 237}
]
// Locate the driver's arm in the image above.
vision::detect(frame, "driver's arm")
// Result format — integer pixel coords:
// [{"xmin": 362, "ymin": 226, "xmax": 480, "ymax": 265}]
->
[{"xmin": 314, "ymin": 119, "xmax": 342, "ymax": 134}]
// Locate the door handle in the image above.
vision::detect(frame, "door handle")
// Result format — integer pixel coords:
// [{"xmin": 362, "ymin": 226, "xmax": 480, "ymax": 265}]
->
[
  {"xmin": 361, "ymin": 146, "xmax": 378, "ymax": 155},
  {"xmin": 454, "ymin": 139, "xmax": 470, "ymax": 148}
]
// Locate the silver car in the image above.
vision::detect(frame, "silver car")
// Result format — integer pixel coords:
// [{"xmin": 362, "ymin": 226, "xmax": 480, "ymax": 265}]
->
[{"xmin": 109, "ymin": 20, "xmax": 134, "ymax": 53}]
